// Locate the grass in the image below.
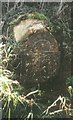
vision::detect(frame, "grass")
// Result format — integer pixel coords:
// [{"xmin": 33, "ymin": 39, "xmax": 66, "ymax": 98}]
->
[
  {"xmin": 0, "ymin": 72, "xmax": 73, "ymax": 119},
  {"xmin": 1, "ymin": 2, "xmax": 73, "ymax": 119}
]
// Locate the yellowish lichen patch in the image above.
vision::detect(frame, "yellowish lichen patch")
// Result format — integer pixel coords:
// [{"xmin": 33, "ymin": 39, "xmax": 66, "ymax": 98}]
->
[{"xmin": 13, "ymin": 19, "xmax": 47, "ymax": 42}]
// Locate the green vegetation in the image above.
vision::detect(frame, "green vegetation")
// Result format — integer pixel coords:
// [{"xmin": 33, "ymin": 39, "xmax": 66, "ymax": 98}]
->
[
  {"xmin": 1, "ymin": 2, "xmax": 73, "ymax": 119},
  {"xmin": 0, "ymin": 75, "xmax": 73, "ymax": 119}
]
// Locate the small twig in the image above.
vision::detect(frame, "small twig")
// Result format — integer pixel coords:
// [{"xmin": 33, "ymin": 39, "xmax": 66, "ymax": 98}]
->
[
  {"xmin": 49, "ymin": 109, "xmax": 63, "ymax": 115},
  {"xmin": 27, "ymin": 112, "xmax": 33, "ymax": 119},
  {"xmin": 32, "ymin": 99, "xmax": 42, "ymax": 111},
  {"xmin": 57, "ymin": 0, "xmax": 64, "ymax": 15},
  {"xmin": 42, "ymin": 96, "xmax": 63, "ymax": 115},
  {"xmin": 25, "ymin": 90, "xmax": 39, "ymax": 99},
  {"xmin": 7, "ymin": 1, "xmax": 10, "ymax": 12}
]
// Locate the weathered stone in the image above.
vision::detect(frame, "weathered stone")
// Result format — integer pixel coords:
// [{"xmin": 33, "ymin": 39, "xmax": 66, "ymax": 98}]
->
[
  {"xmin": 13, "ymin": 18, "xmax": 47, "ymax": 42},
  {"xmin": 9, "ymin": 17, "xmax": 61, "ymax": 85}
]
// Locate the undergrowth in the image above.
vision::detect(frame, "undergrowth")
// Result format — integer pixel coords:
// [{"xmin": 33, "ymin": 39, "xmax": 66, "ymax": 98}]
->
[{"xmin": 0, "ymin": 1, "xmax": 73, "ymax": 119}]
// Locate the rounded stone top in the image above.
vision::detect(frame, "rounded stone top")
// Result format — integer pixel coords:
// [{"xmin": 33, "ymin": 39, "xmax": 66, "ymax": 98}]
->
[{"xmin": 13, "ymin": 18, "xmax": 47, "ymax": 42}]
